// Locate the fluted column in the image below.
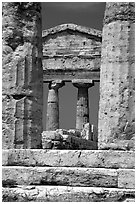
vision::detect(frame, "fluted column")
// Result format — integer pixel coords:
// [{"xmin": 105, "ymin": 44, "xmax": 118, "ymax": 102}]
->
[
  {"xmin": 98, "ymin": 2, "xmax": 135, "ymax": 150},
  {"xmin": 46, "ymin": 80, "xmax": 65, "ymax": 131},
  {"xmin": 72, "ymin": 79, "xmax": 94, "ymax": 131}
]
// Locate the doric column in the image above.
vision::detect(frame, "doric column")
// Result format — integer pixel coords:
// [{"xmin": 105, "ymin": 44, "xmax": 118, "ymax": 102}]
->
[
  {"xmin": 72, "ymin": 79, "xmax": 94, "ymax": 131},
  {"xmin": 46, "ymin": 80, "xmax": 65, "ymax": 131},
  {"xmin": 2, "ymin": 3, "xmax": 43, "ymax": 149},
  {"xmin": 98, "ymin": 3, "xmax": 135, "ymax": 150}
]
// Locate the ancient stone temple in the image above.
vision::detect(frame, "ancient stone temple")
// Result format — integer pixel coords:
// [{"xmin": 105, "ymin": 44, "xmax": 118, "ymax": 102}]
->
[
  {"xmin": 42, "ymin": 23, "xmax": 101, "ymax": 149},
  {"xmin": 2, "ymin": 2, "xmax": 135, "ymax": 202}
]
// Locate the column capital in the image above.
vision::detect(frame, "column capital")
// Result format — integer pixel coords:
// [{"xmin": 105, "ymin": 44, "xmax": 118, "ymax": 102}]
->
[
  {"xmin": 49, "ymin": 80, "xmax": 65, "ymax": 90},
  {"xmin": 72, "ymin": 79, "xmax": 94, "ymax": 88}
]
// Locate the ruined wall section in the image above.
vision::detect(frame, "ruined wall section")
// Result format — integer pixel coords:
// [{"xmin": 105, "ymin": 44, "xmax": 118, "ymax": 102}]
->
[
  {"xmin": 2, "ymin": 3, "xmax": 43, "ymax": 149},
  {"xmin": 42, "ymin": 24, "xmax": 101, "ymax": 75},
  {"xmin": 98, "ymin": 2, "xmax": 135, "ymax": 150}
]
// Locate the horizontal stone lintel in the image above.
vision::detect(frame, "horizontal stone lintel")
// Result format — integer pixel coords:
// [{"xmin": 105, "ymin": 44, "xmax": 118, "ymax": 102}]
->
[
  {"xmin": 2, "ymin": 166, "xmax": 118, "ymax": 188},
  {"xmin": 2, "ymin": 186, "xmax": 135, "ymax": 202},
  {"xmin": 43, "ymin": 70, "xmax": 100, "ymax": 82},
  {"xmin": 2, "ymin": 149, "xmax": 135, "ymax": 169},
  {"xmin": 2, "ymin": 166, "xmax": 135, "ymax": 188}
]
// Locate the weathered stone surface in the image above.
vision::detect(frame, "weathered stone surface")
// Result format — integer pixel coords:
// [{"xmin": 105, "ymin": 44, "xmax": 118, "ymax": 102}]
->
[
  {"xmin": 2, "ymin": 94, "xmax": 43, "ymax": 149},
  {"xmin": 3, "ymin": 118, "xmax": 42, "ymax": 149},
  {"xmin": 42, "ymin": 131, "xmax": 63, "ymax": 141},
  {"xmin": 2, "ymin": 2, "xmax": 43, "ymax": 149},
  {"xmin": 104, "ymin": 2, "xmax": 135, "ymax": 24},
  {"xmin": 2, "ymin": 95, "xmax": 42, "ymax": 120},
  {"xmin": 2, "ymin": 186, "xmax": 135, "ymax": 202},
  {"xmin": 55, "ymin": 129, "xmax": 81, "ymax": 137},
  {"xmin": 42, "ymin": 23, "xmax": 101, "ymax": 82},
  {"xmin": 62, "ymin": 134, "xmax": 97, "ymax": 150},
  {"xmin": 43, "ymin": 70, "xmax": 100, "ymax": 82},
  {"xmin": 2, "ymin": 166, "xmax": 118, "ymax": 187},
  {"xmin": 43, "ymin": 24, "xmax": 101, "ymax": 64},
  {"xmin": 118, "ymin": 169, "xmax": 135, "ymax": 189},
  {"xmin": 98, "ymin": 2, "xmax": 135, "ymax": 150},
  {"xmin": 42, "ymin": 132, "xmax": 97, "ymax": 150},
  {"xmin": 99, "ymin": 139, "xmax": 135, "ymax": 151},
  {"xmin": 2, "ymin": 150, "xmax": 135, "ymax": 169},
  {"xmin": 43, "ymin": 57, "xmax": 100, "ymax": 72},
  {"xmin": 56, "ymin": 129, "xmax": 70, "ymax": 135},
  {"xmin": 43, "ymin": 23, "xmax": 102, "ymax": 38},
  {"xmin": 68, "ymin": 129, "xmax": 81, "ymax": 137},
  {"xmin": 56, "ymin": 129, "xmax": 81, "ymax": 137}
]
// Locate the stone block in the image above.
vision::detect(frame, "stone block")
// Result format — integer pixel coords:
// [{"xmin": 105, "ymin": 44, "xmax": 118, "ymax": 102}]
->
[
  {"xmin": 2, "ymin": 149, "xmax": 135, "ymax": 169},
  {"xmin": 42, "ymin": 130, "xmax": 97, "ymax": 150},
  {"xmin": 100, "ymin": 139, "xmax": 135, "ymax": 151},
  {"xmin": 118, "ymin": 169, "xmax": 135, "ymax": 189},
  {"xmin": 2, "ymin": 166, "xmax": 118, "ymax": 187},
  {"xmin": 56, "ymin": 129, "xmax": 81, "ymax": 138},
  {"xmin": 2, "ymin": 186, "xmax": 135, "ymax": 202},
  {"xmin": 42, "ymin": 131, "xmax": 63, "ymax": 141},
  {"xmin": 56, "ymin": 129, "xmax": 69, "ymax": 135},
  {"xmin": 68, "ymin": 129, "xmax": 81, "ymax": 137}
]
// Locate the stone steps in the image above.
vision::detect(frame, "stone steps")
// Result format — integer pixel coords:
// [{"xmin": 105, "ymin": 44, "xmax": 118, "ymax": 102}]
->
[
  {"xmin": 2, "ymin": 186, "xmax": 135, "ymax": 202},
  {"xmin": 2, "ymin": 149, "xmax": 135, "ymax": 168},
  {"xmin": 2, "ymin": 166, "xmax": 135, "ymax": 188},
  {"xmin": 2, "ymin": 149, "xmax": 135, "ymax": 202}
]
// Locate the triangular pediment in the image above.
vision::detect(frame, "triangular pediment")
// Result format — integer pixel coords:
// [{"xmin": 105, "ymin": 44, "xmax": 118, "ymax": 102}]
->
[{"xmin": 42, "ymin": 23, "xmax": 102, "ymax": 40}]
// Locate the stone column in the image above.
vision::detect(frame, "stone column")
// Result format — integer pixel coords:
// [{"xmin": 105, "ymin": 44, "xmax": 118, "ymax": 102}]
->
[
  {"xmin": 98, "ymin": 3, "xmax": 135, "ymax": 150},
  {"xmin": 46, "ymin": 80, "xmax": 65, "ymax": 131},
  {"xmin": 72, "ymin": 79, "xmax": 94, "ymax": 131},
  {"xmin": 2, "ymin": 3, "xmax": 43, "ymax": 149}
]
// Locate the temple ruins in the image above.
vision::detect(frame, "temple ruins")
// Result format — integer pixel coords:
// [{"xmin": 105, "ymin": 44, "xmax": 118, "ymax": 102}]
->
[{"xmin": 2, "ymin": 2, "xmax": 135, "ymax": 202}]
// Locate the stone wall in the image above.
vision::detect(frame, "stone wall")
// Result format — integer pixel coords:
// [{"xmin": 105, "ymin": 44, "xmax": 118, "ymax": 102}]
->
[
  {"xmin": 2, "ymin": 3, "xmax": 43, "ymax": 149},
  {"xmin": 98, "ymin": 2, "xmax": 135, "ymax": 150}
]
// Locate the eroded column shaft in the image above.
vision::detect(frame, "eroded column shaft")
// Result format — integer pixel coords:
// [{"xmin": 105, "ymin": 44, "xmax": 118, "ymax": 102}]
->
[
  {"xmin": 2, "ymin": 3, "xmax": 43, "ymax": 149},
  {"xmin": 98, "ymin": 3, "xmax": 135, "ymax": 150},
  {"xmin": 73, "ymin": 80, "xmax": 94, "ymax": 131},
  {"xmin": 76, "ymin": 87, "xmax": 89, "ymax": 131},
  {"xmin": 46, "ymin": 80, "xmax": 65, "ymax": 131}
]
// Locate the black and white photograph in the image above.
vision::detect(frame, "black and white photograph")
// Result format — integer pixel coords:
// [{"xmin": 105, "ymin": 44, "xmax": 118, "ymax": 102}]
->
[{"xmin": 2, "ymin": 1, "xmax": 135, "ymax": 202}]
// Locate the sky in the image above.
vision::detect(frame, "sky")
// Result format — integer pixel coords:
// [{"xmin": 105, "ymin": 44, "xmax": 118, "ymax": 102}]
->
[{"xmin": 42, "ymin": 2, "xmax": 106, "ymax": 130}]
